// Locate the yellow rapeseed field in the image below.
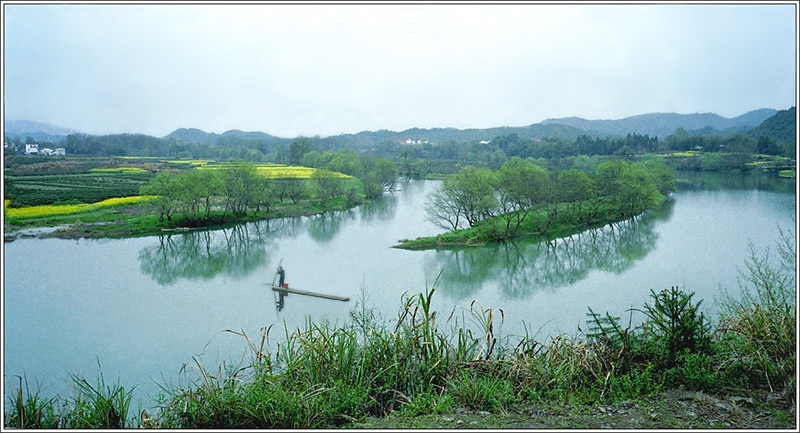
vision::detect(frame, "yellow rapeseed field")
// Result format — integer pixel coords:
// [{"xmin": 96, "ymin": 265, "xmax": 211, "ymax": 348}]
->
[
  {"xmin": 89, "ymin": 167, "xmax": 149, "ymax": 174},
  {"xmin": 198, "ymin": 164, "xmax": 351, "ymax": 179},
  {"xmin": 4, "ymin": 196, "xmax": 157, "ymax": 219},
  {"xmin": 165, "ymin": 159, "xmax": 214, "ymax": 166}
]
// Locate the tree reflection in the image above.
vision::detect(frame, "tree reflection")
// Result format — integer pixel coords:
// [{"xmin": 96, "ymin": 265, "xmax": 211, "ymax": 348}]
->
[
  {"xmin": 676, "ymin": 171, "xmax": 796, "ymax": 193},
  {"xmin": 138, "ymin": 222, "xmax": 274, "ymax": 286},
  {"xmin": 428, "ymin": 199, "xmax": 675, "ymax": 300},
  {"xmin": 307, "ymin": 210, "xmax": 355, "ymax": 244},
  {"xmin": 359, "ymin": 195, "xmax": 398, "ymax": 223}
]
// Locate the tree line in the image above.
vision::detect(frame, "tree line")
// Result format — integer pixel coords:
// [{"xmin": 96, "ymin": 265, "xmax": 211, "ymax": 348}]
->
[
  {"xmin": 425, "ymin": 157, "xmax": 674, "ymax": 241},
  {"xmin": 140, "ymin": 158, "xmax": 396, "ymax": 226}
]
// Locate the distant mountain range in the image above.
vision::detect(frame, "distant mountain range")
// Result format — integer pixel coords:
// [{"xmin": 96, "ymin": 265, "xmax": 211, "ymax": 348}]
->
[
  {"xmin": 3, "ymin": 120, "xmax": 81, "ymax": 143},
  {"xmin": 541, "ymin": 109, "xmax": 778, "ymax": 138},
  {"xmin": 164, "ymin": 128, "xmax": 289, "ymax": 145},
  {"xmin": 4, "ymin": 108, "xmax": 787, "ymax": 146}
]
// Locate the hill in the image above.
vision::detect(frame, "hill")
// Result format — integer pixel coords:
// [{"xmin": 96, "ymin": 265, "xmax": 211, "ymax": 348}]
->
[
  {"xmin": 4, "ymin": 120, "xmax": 81, "ymax": 143},
  {"xmin": 541, "ymin": 109, "xmax": 777, "ymax": 138},
  {"xmin": 331, "ymin": 122, "xmax": 602, "ymax": 149},
  {"xmin": 8, "ymin": 108, "xmax": 782, "ymax": 149},
  {"xmin": 164, "ymin": 128, "xmax": 291, "ymax": 146},
  {"xmin": 164, "ymin": 127, "xmax": 217, "ymax": 144},
  {"xmin": 748, "ymin": 106, "xmax": 796, "ymax": 147}
]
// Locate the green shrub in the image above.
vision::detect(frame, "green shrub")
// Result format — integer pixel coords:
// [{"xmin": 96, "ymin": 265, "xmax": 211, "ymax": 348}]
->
[
  {"xmin": 448, "ymin": 371, "xmax": 516, "ymax": 413},
  {"xmin": 605, "ymin": 363, "xmax": 663, "ymax": 401},
  {"xmin": 637, "ymin": 286, "xmax": 712, "ymax": 369},
  {"xmin": 399, "ymin": 388, "xmax": 453, "ymax": 416},
  {"xmin": 664, "ymin": 351, "xmax": 718, "ymax": 391}
]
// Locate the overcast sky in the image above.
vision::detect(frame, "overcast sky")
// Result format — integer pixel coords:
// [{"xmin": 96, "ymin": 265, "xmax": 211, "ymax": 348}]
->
[{"xmin": 3, "ymin": 2, "xmax": 797, "ymax": 138}]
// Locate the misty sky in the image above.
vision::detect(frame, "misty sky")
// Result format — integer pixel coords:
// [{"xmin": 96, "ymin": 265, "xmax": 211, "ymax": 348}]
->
[{"xmin": 3, "ymin": 2, "xmax": 797, "ymax": 138}]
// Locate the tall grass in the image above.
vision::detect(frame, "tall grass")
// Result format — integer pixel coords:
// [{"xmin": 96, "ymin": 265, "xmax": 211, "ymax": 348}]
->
[
  {"xmin": 717, "ymin": 226, "xmax": 796, "ymax": 392},
  {"xmin": 5, "ymin": 376, "xmax": 59, "ymax": 429},
  {"xmin": 63, "ymin": 372, "xmax": 135, "ymax": 429},
  {"xmin": 5, "ymin": 372, "xmax": 135, "ymax": 429}
]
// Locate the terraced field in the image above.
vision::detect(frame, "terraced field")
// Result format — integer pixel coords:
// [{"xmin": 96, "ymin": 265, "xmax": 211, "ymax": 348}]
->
[{"xmin": 4, "ymin": 171, "xmax": 155, "ymax": 206}]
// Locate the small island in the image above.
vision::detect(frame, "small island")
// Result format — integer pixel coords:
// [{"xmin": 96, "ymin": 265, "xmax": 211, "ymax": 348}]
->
[{"xmin": 396, "ymin": 157, "xmax": 675, "ymax": 250}]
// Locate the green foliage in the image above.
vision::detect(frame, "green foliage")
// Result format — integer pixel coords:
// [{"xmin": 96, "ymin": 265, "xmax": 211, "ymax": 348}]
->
[
  {"xmin": 637, "ymin": 287, "xmax": 712, "ymax": 369},
  {"xmin": 716, "ymin": 226, "xmax": 796, "ymax": 391},
  {"xmin": 418, "ymin": 158, "xmax": 674, "ymax": 247},
  {"xmin": 5, "ymin": 376, "xmax": 60, "ymax": 429},
  {"xmin": 748, "ymin": 106, "xmax": 796, "ymax": 157},
  {"xmin": 289, "ymin": 137, "xmax": 315, "ymax": 165},
  {"xmin": 446, "ymin": 166, "xmax": 499, "ymax": 227},
  {"xmin": 399, "ymin": 389, "xmax": 453, "ymax": 416},
  {"xmin": 309, "ymin": 168, "xmax": 344, "ymax": 203},
  {"xmin": 140, "ymin": 171, "xmax": 181, "ymax": 222},
  {"xmin": 448, "ymin": 371, "xmax": 516, "ymax": 413},
  {"xmin": 664, "ymin": 351, "xmax": 718, "ymax": 391},
  {"xmin": 63, "ymin": 373, "xmax": 135, "ymax": 429},
  {"xmin": 584, "ymin": 287, "xmax": 715, "ymax": 398},
  {"xmin": 221, "ymin": 160, "xmax": 260, "ymax": 217},
  {"xmin": 604, "ymin": 363, "xmax": 663, "ymax": 401}
]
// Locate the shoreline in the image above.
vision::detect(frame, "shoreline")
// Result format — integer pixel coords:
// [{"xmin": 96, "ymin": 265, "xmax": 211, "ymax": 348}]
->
[
  {"xmin": 394, "ymin": 197, "xmax": 671, "ymax": 251},
  {"xmin": 3, "ymin": 198, "xmax": 362, "ymax": 242}
]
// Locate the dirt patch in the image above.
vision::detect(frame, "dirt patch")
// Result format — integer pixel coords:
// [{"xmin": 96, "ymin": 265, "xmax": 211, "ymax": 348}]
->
[{"xmin": 353, "ymin": 389, "xmax": 796, "ymax": 430}]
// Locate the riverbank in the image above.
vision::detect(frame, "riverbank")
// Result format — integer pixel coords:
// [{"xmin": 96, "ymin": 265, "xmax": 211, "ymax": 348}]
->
[
  {"xmin": 395, "ymin": 197, "xmax": 669, "ymax": 250},
  {"xmin": 355, "ymin": 388, "xmax": 795, "ymax": 429},
  {"xmin": 3, "ymin": 195, "xmax": 363, "ymax": 242}
]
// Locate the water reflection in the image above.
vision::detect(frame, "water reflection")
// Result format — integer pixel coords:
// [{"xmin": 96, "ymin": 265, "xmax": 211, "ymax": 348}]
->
[
  {"xmin": 138, "ymin": 222, "xmax": 274, "ymax": 285},
  {"xmin": 429, "ymin": 199, "xmax": 675, "ymax": 299},
  {"xmin": 360, "ymin": 194, "xmax": 398, "ymax": 223},
  {"xmin": 307, "ymin": 210, "xmax": 356, "ymax": 244},
  {"xmin": 676, "ymin": 171, "xmax": 796, "ymax": 193},
  {"xmin": 137, "ymin": 196, "xmax": 394, "ymax": 285}
]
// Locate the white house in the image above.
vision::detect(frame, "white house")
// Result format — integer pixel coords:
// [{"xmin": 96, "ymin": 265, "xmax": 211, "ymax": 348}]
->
[
  {"xmin": 40, "ymin": 148, "xmax": 54, "ymax": 156},
  {"xmin": 24, "ymin": 144, "xmax": 39, "ymax": 155},
  {"xmin": 55, "ymin": 148, "xmax": 66, "ymax": 156}
]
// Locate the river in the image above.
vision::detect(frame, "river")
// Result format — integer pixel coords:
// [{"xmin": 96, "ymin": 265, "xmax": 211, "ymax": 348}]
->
[{"xmin": 3, "ymin": 171, "xmax": 796, "ymax": 411}]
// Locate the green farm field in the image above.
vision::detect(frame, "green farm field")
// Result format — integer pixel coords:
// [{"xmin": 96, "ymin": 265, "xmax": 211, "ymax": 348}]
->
[{"xmin": 4, "ymin": 171, "xmax": 155, "ymax": 207}]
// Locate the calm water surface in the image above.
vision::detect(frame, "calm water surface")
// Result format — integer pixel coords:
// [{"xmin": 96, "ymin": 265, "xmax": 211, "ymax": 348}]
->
[{"xmin": 3, "ymin": 173, "xmax": 796, "ymax": 409}]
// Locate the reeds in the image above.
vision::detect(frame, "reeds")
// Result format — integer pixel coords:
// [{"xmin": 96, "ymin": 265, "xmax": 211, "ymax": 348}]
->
[
  {"xmin": 5, "ymin": 376, "xmax": 59, "ymax": 429},
  {"xmin": 5, "ymin": 371, "xmax": 135, "ymax": 429}
]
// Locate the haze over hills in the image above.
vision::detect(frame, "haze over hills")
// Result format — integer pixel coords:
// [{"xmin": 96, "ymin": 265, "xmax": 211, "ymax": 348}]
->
[
  {"xmin": 164, "ymin": 128, "xmax": 289, "ymax": 145},
  {"xmin": 3, "ymin": 120, "xmax": 81, "ymax": 143},
  {"xmin": 4, "ymin": 108, "xmax": 787, "ymax": 146},
  {"xmin": 541, "ymin": 109, "xmax": 778, "ymax": 138}
]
